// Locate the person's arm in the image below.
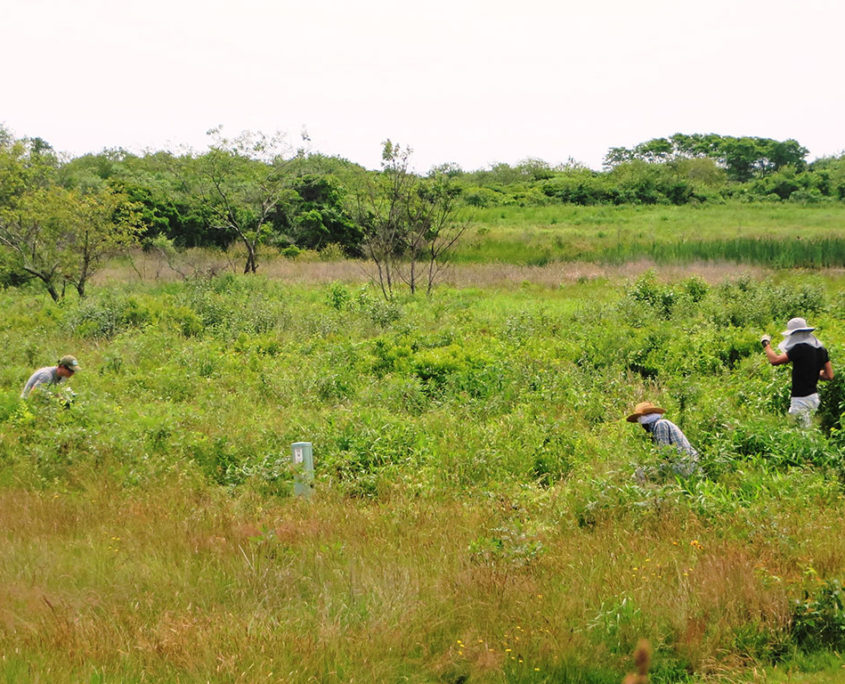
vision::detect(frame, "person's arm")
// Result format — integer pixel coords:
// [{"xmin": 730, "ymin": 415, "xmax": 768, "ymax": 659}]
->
[
  {"xmin": 21, "ymin": 372, "xmax": 40, "ymax": 398},
  {"xmin": 761, "ymin": 335, "xmax": 789, "ymax": 365},
  {"xmin": 820, "ymin": 361, "xmax": 834, "ymax": 381}
]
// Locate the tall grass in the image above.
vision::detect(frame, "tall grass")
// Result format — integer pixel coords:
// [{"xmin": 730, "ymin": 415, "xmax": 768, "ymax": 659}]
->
[
  {"xmin": 453, "ymin": 202, "xmax": 845, "ymax": 267},
  {"xmin": 3, "ymin": 481, "xmax": 843, "ymax": 682},
  {"xmin": 600, "ymin": 236, "xmax": 845, "ymax": 268}
]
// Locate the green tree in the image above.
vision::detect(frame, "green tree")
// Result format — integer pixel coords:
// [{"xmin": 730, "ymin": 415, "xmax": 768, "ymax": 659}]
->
[
  {"xmin": 810, "ymin": 154, "xmax": 845, "ymax": 199},
  {"xmin": 0, "ymin": 130, "xmax": 143, "ymax": 299},
  {"xmin": 605, "ymin": 133, "xmax": 809, "ymax": 182},
  {"xmin": 0, "ymin": 132, "xmax": 66, "ymax": 298},
  {"xmin": 0, "ymin": 185, "xmax": 142, "ymax": 300},
  {"xmin": 354, "ymin": 141, "xmax": 413, "ymax": 299},
  {"xmin": 514, "ymin": 158, "xmax": 555, "ymax": 181},
  {"xmin": 58, "ymin": 150, "xmax": 226, "ymax": 248},
  {"xmin": 63, "ymin": 187, "xmax": 144, "ymax": 297},
  {"xmin": 409, "ymin": 172, "xmax": 467, "ymax": 295},
  {"xmin": 284, "ymin": 175, "xmax": 361, "ymax": 255},
  {"xmin": 176, "ymin": 128, "xmax": 297, "ymax": 273},
  {"xmin": 669, "ymin": 157, "xmax": 726, "ymax": 189},
  {"xmin": 0, "ymin": 185, "xmax": 74, "ymax": 300},
  {"xmin": 633, "ymin": 138, "xmax": 674, "ymax": 164},
  {"xmin": 0, "ymin": 129, "xmax": 58, "ymax": 203}
]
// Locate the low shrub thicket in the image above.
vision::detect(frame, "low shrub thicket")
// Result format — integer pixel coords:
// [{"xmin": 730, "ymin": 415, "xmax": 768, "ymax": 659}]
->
[{"xmin": 3, "ymin": 272, "xmax": 842, "ymax": 492}]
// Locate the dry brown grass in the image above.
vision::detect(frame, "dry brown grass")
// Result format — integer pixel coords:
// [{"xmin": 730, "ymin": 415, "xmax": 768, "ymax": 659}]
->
[
  {"xmin": 95, "ymin": 248, "xmax": 783, "ymax": 291},
  {"xmin": 1, "ymin": 480, "xmax": 843, "ymax": 680}
]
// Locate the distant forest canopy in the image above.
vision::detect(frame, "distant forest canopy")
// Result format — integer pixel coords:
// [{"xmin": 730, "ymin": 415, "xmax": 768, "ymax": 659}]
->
[{"xmin": 3, "ymin": 125, "xmax": 845, "ymax": 255}]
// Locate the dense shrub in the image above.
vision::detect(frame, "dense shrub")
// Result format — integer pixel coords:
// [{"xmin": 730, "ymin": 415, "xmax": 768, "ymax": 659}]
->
[
  {"xmin": 2, "ymin": 272, "xmax": 843, "ymax": 510},
  {"xmin": 791, "ymin": 579, "xmax": 845, "ymax": 652}
]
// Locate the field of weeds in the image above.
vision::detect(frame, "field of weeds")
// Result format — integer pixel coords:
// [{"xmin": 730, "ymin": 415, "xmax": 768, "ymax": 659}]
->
[{"xmin": 1, "ymin": 267, "xmax": 844, "ymax": 682}]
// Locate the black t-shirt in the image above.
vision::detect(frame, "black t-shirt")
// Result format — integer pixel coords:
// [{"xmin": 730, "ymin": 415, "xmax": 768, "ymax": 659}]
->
[{"xmin": 787, "ymin": 343, "xmax": 830, "ymax": 397}]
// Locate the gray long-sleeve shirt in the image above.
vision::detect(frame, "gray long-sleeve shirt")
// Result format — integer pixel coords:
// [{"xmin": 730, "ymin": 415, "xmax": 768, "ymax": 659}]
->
[{"xmin": 21, "ymin": 366, "xmax": 62, "ymax": 398}]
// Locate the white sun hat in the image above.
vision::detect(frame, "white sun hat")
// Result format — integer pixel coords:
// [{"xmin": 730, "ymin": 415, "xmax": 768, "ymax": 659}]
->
[{"xmin": 781, "ymin": 317, "xmax": 815, "ymax": 336}]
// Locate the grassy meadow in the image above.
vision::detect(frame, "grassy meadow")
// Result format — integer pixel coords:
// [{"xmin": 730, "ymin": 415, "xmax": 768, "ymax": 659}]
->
[
  {"xmin": 456, "ymin": 203, "xmax": 845, "ymax": 267},
  {"xmin": 2, "ymin": 207, "xmax": 845, "ymax": 682}
]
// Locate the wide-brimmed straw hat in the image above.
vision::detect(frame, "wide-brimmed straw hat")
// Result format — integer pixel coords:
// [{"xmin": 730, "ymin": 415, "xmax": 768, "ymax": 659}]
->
[
  {"xmin": 781, "ymin": 317, "xmax": 815, "ymax": 336},
  {"xmin": 626, "ymin": 401, "xmax": 666, "ymax": 423}
]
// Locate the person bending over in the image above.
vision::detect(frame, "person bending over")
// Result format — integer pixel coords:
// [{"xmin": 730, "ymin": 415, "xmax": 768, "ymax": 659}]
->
[
  {"xmin": 21, "ymin": 355, "xmax": 80, "ymax": 400},
  {"xmin": 627, "ymin": 401, "xmax": 699, "ymax": 477}
]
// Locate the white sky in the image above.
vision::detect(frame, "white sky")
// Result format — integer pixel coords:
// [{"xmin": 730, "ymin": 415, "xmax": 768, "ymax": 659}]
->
[{"xmin": 2, "ymin": 0, "xmax": 844, "ymax": 171}]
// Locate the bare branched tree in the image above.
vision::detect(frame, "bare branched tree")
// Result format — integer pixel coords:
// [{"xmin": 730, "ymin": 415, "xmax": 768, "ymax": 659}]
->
[
  {"xmin": 403, "ymin": 174, "xmax": 468, "ymax": 295},
  {"xmin": 355, "ymin": 141, "xmax": 465, "ymax": 299},
  {"xmin": 354, "ymin": 140, "xmax": 415, "ymax": 299}
]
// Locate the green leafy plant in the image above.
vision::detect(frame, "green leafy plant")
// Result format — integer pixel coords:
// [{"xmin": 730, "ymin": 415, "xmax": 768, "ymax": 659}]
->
[{"xmin": 791, "ymin": 579, "xmax": 845, "ymax": 652}]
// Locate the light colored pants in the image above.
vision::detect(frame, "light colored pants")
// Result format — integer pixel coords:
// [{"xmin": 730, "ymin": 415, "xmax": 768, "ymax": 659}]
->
[{"xmin": 788, "ymin": 393, "xmax": 820, "ymax": 428}]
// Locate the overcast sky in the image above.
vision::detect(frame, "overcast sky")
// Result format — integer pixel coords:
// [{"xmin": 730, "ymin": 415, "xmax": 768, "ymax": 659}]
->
[{"xmin": 2, "ymin": 0, "xmax": 844, "ymax": 171}]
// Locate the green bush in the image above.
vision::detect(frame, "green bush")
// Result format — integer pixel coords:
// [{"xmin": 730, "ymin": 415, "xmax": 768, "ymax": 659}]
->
[
  {"xmin": 791, "ymin": 579, "xmax": 845, "ymax": 652},
  {"xmin": 65, "ymin": 293, "xmax": 154, "ymax": 339},
  {"xmin": 163, "ymin": 305, "xmax": 205, "ymax": 337},
  {"xmin": 818, "ymin": 372, "xmax": 845, "ymax": 434}
]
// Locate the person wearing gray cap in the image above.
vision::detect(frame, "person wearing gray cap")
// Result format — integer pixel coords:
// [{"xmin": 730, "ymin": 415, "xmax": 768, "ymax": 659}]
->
[
  {"xmin": 761, "ymin": 318, "xmax": 834, "ymax": 427},
  {"xmin": 21, "ymin": 355, "xmax": 81, "ymax": 399}
]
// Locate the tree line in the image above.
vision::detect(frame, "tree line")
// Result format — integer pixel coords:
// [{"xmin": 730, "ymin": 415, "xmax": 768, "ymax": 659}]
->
[
  {"xmin": 0, "ymin": 127, "xmax": 465, "ymax": 300},
  {"xmin": 458, "ymin": 134, "xmax": 845, "ymax": 208},
  {"xmin": 2, "ymin": 126, "xmax": 844, "ymax": 299}
]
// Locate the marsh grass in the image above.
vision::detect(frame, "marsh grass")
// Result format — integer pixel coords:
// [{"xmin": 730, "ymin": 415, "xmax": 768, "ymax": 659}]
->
[
  {"xmin": 600, "ymin": 237, "xmax": 845, "ymax": 268},
  {"xmin": 462, "ymin": 202, "xmax": 845, "ymax": 238},
  {"xmin": 95, "ymin": 249, "xmax": 772, "ymax": 293},
  {"xmin": 454, "ymin": 202, "xmax": 845, "ymax": 267}
]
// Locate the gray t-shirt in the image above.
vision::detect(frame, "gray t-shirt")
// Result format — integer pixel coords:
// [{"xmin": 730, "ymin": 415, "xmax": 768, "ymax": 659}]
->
[{"xmin": 21, "ymin": 366, "xmax": 62, "ymax": 398}]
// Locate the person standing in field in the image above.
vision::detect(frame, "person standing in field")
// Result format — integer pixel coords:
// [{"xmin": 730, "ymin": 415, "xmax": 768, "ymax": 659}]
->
[
  {"xmin": 761, "ymin": 317, "xmax": 834, "ymax": 427},
  {"xmin": 626, "ymin": 401, "xmax": 700, "ymax": 477},
  {"xmin": 21, "ymin": 355, "xmax": 80, "ymax": 399}
]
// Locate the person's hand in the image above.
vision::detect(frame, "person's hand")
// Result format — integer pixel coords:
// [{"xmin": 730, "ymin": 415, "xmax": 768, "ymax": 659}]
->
[{"xmin": 760, "ymin": 334, "xmax": 771, "ymax": 348}]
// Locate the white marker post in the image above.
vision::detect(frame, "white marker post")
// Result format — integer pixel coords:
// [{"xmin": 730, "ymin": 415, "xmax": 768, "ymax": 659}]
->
[{"xmin": 291, "ymin": 442, "xmax": 314, "ymax": 499}]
